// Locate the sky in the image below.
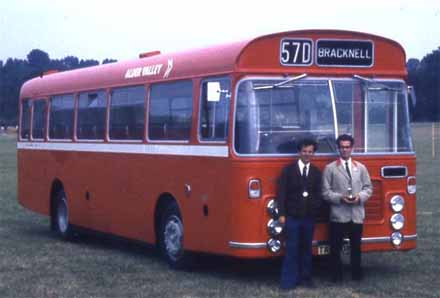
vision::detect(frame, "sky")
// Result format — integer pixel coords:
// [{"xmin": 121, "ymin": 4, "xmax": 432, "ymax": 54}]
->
[{"xmin": 1, "ymin": 0, "xmax": 439, "ymax": 63}]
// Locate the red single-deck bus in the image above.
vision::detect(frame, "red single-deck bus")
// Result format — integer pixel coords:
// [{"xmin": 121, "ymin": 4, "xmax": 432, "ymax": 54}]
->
[{"xmin": 17, "ymin": 30, "xmax": 416, "ymax": 267}]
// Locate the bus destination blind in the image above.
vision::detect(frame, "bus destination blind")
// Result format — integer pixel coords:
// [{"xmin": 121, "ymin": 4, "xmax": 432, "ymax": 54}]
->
[
  {"xmin": 280, "ymin": 39, "xmax": 374, "ymax": 67},
  {"xmin": 316, "ymin": 40, "xmax": 373, "ymax": 67}
]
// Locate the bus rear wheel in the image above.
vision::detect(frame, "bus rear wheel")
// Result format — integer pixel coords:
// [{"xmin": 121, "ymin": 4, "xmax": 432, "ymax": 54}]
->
[
  {"xmin": 159, "ymin": 202, "xmax": 191, "ymax": 269},
  {"xmin": 53, "ymin": 190, "xmax": 73, "ymax": 239}
]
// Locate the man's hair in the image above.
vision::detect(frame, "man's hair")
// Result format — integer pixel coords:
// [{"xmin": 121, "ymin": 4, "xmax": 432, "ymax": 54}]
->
[
  {"xmin": 297, "ymin": 138, "xmax": 318, "ymax": 152},
  {"xmin": 336, "ymin": 134, "xmax": 354, "ymax": 147}
]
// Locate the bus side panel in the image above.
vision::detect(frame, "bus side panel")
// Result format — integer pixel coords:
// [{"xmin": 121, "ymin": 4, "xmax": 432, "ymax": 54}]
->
[
  {"xmin": 35, "ymin": 150, "xmax": 156, "ymax": 242},
  {"xmin": 73, "ymin": 153, "xmax": 235, "ymax": 251},
  {"xmin": 172, "ymin": 156, "xmax": 233, "ymax": 254},
  {"xmin": 17, "ymin": 149, "xmax": 50, "ymax": 216},
  {"xmin": 37, "ymin": 150, "xmax": 233, "ymax": 251},
  {"xmin": 18, "ymin": 148, "xmax": 235, "ymax": 252},
  {"xmin": 17, "ymin": 148, "xmax": 94, "ymax": 229}
]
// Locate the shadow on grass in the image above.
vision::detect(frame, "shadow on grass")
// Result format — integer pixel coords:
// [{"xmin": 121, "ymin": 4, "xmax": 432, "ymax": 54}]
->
[
  {"xmin": 16, "ymin": 222, "xmax": 402, "ymax": 289},
  {"xmin": 18, "ymin": 222, "xmax": 160, "ymax": 259}
]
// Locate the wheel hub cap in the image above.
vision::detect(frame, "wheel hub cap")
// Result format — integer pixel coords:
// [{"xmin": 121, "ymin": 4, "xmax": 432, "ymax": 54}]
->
[
  {"xmin": 164, "ymin": 215, "xmax": 183, "ymax": 260},
  {"xmin": 57, "ymin": 198, "xmax": 68, "ymax": 233}
]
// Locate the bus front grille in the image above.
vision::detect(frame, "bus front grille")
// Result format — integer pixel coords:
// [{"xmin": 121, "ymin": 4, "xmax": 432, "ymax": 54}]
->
[{"xmin": 365, "ymin": 180, "xmax": 384, "ymax": 221}]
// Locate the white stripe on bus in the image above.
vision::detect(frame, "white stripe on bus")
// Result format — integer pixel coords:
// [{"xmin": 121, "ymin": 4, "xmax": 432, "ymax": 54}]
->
[{"xmin": 17, "ymin": 142, "xmax": 229, "ymax": 157}]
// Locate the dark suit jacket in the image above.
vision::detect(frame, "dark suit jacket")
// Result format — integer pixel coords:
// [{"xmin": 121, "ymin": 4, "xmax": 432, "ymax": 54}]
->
[{"xmin": 277, "ymin": 161, "xmax": 323, "ymax": 219}]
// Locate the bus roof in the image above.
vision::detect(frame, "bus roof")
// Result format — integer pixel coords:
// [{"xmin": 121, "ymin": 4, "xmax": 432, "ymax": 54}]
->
[{"xmin": 20, "ymin": 29, "xmax": 407, "ymax": 99}]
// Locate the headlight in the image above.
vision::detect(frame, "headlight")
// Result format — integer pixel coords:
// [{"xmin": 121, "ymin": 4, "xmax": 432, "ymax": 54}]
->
[
  {"xmin": 267, "ymin": 238, "xmax": 282, "ymax": 253},
  {"xmin": 266, "ymin": 199, "xmax": 279, "ymax": 218},
  {"xmin": 391, "ymin": 232, "xmax": 403, "ymax": 246},
  {"xmin": 390, "ymin": 195, "xmax": 405, "ymax": 212},
  {"xmin": 267, "ymin": 219, "xmax": 283, "ymax": 236},
  {"xmin": 390, "ymin": 214, "xmax": 404, "ymax": 230}
]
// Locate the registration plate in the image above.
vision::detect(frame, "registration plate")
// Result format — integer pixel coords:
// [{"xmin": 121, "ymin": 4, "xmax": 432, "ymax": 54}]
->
[
  {"xmin": 342, "ymin": 243, "xmax": 351, "ymax": 255},
  {"xmin": 317, "ymin": 243, "xmax": 350, "ymax": 255},
  {"xmin": 318, "ymin": 245, "xmax": 330, "ymax": 255}
]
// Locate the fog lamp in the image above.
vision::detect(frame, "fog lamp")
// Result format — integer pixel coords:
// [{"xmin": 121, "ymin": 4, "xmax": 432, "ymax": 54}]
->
[
  {"xmin": 267, "ymin": 238, "xmax": 282, "ymax": 253},
  {"xmin": 390, "ymin": 214, "xmax": 404, "ymax": 230},
  {"xmin": 391, "ymin": 232, "xmax": 403, "ymax": 246},
  {"xmin": 267, "ymin": 219, "xmax": 283, "ymax": 236},
  {"xmin": 266, "ymin": 199, "xmax": 279, "ymax": 218},
  {"xmin": 390, "ymin": 195, "xmax": 405, "ymax": 212}
]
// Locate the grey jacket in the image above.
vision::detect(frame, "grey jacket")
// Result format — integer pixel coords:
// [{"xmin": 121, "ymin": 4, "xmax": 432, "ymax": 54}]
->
[{"xmin": 322, "ymin": 159, "xmax": 372, "ymax": 224}]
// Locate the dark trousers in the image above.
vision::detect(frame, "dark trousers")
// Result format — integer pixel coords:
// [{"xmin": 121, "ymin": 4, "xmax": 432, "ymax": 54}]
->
[
  {"xmin": 280, "ymin": 217, "xmax": 314, "ymax": 289},
  {"xmin": 329, "ymin": 221, "xmax": 363, "ymax": 279}
]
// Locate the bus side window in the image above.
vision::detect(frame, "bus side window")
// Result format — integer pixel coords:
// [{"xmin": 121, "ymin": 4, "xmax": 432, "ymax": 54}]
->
[
  {"xmin": 148, "ymin": 80, "xmax": 193, "ymax": 141},
  {"xmin": 77, "ymin": 91, "xmax": 106, "ymax": 140},
  {"xmin": 199, "ymin": 78, "xmax": 230, "ymax": 141},
  {"xmin": 109, "ymin": 86, "xmax": 145, "ymax": 141},
  {"xmin": 49, "ymin": 94, "xmax": 74, "ymax": 140},
  {"xmin": 20, "ymin": 99, "xmax": 31, "ymax": 140},
  {"xmin": 31, "ymin": 99, "xmax": 47, "ymax": 140}
]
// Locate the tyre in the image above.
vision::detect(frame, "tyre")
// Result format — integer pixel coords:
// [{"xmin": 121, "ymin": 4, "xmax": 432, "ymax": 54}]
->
[
  {"xmin": 158, "ymin": 202, "xmax": 192, "ymax": 269},
  {"xmin": 53, "ymin": 189, "xmax": 73, "ymax": 239}
]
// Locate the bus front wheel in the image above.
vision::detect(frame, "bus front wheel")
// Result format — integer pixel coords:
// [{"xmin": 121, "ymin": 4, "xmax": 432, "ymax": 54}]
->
[
  {"xmin": 159, "ymin": 202, "xmax": 191, "ymax": 269},
  {"xmin": 53, "ymin": 190, "xmax": 73, "ymax": 239}
]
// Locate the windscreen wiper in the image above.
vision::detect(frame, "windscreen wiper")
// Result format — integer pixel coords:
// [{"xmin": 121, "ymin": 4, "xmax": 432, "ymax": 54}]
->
[
  {"xmin": 353, "ymin": 74, "xmax": 400, "ymax": 92},
  {"xmin": 253, "ymin": 73, "xmax": 307, "ymax": 90}
]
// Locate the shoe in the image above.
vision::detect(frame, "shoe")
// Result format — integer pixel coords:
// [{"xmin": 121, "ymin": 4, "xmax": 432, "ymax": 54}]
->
[
  {"xmin": 302, "ymin": 279, "xmax": 315, "ymax": 288},
  {"xmin": 352, "ymin": 269, "xmax": 363, "ymax": 281},
  {"xmin": 279, "ymin": 285, "xmax": 296, "ymax": 291},
  {"xmin": 331, "ymin": 274, "xmax": 343, "ymax": 283}
]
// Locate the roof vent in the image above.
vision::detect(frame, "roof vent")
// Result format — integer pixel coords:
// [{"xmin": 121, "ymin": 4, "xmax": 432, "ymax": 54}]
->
[
  {"xmin": 139, "ymin": 51, "xmax": 161, "ymax": 58},
  {"xmin": 40, "ymin": 69, "xmax": 59, "ymax": 77}
]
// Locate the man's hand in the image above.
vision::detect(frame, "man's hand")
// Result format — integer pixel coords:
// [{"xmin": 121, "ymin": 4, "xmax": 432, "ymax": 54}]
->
[{"xmin": 342, "ymin": 194, "xmax": 360, "ymax": 204}]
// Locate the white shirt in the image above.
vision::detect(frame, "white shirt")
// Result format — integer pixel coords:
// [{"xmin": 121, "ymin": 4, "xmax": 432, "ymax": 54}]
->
[
  {"xmin": 298, "ymin": 159, "xmax": 310, "ymax": 177},
  {"xmin": 340, "ymin": 158, "xmax": 353, "ymax": 174}
]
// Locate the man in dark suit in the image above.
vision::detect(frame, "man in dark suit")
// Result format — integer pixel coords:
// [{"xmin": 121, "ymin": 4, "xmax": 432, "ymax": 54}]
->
[{"xmin": 277, "ymin": 138, "xmax": 322, "ymax": 290}]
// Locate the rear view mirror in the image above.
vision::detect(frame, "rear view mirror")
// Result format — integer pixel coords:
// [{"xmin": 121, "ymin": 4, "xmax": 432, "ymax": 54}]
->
[
  {"xmin": 408, "ymin": 86, "xmax": 417, "ymax": 107},
  {"xmin": 207, "ymin": 82, "xmax": 221, "ymax": 102}
]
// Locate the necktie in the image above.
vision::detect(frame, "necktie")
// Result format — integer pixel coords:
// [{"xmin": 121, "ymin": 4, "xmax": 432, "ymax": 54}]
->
[
  {"xmin": 302, "ymin": 165, "xmax": 307, "ymax": 179},
  {"xmin": 301, "ymin": 164, "xmax": 308, "ymax": 197},
  {"xmin": 345, "ymin": 161, "xmax": 352, "ymax": 180}
]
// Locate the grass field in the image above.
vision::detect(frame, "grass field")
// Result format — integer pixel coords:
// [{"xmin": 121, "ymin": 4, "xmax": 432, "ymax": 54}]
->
[{"xmin": 0, "ymin": 123, "xmax": 439, "ymax": 298}]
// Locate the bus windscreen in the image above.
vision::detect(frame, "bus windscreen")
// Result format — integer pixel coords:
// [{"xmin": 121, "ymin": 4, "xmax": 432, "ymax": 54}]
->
[{"xmin": 234, "ymin": 78, "xmax": 412, "ymax": 155}]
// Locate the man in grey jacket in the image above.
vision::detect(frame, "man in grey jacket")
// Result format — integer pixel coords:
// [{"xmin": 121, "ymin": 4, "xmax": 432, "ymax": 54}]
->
[{"xmin": 322, "ymin": 134, "xmax": 372, "ymax": 282}]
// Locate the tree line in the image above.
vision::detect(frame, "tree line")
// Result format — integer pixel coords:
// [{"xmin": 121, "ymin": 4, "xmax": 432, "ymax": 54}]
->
[
  {"xmin": 0, "ymin": 47, "xmax": 439, "ymax": 126},
  {"xmin": 407, "ymin": 48, "xmax": 440, "ymax": 122},
  {"xmin": 0, "ymin": 49, "xmax": 117, "ymax": 126}
]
